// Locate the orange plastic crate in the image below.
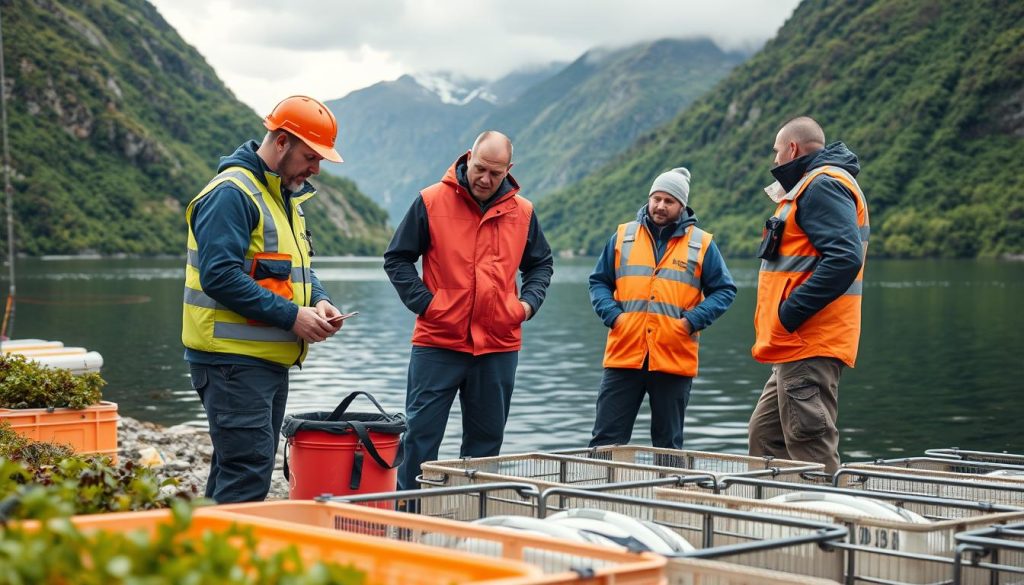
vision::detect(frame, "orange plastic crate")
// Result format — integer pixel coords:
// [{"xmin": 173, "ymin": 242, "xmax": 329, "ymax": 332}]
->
[
  {"xmin": 0, "ymin": 400, "xmax": 118, "ymax": 461},
  {"xmin": 31, "ymin": 508, "xmax": 545, "ymax": 585},
  {"xmin": 215, "ymin": 501, "xmax": 666, "ymax": 584}
]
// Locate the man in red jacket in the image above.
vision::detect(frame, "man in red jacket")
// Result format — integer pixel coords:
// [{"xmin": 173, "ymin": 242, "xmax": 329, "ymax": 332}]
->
[{"xmin": 384, "ymin": 131, "xmax": 554, "ymax": 489}]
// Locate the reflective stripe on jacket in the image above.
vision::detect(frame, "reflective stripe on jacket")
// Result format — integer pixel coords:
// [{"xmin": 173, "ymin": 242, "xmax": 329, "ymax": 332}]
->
[
  {"xmin": 411, "ymin": 162, "xmax": 533, "ymax": 355},
  {"xmin": 603, "ymin": 221, "xmax": 712, "ymax": 377},
  {"xmin": 752, "ymin": 165, "xmax": 869, "ymax": 367},
  {"xmin": 182, "ymin": 167, "xmax": 314, "ymax": 367}
]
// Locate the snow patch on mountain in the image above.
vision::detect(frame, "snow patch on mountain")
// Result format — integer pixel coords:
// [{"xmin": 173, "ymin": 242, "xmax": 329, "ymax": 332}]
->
[{"xmin": 412, "ymin": 72, "xmax": 498, "ymax": 105}]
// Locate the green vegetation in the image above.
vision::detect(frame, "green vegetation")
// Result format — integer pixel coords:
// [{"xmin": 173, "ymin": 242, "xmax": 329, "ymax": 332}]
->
[
  {"xmin": 4, "ymin": 0, "xmax": 390, "ymax": 255},
  {"xmin": 476, "ymin": 39, "xmax": 744, "ymax": 200},
  {"xmin": 0, "ymin": 424, "xmax": 194, "ymax": 517},
  {"xmin": 0, "ymin": 501, "xmax": 366, "ymax": 584},
  {"xmin": 0, "ymin": 352, "xmax": 104, "ymax": 409},
  {"xmin": 539, "ymin": 0, "xmax": 1024, "ymax": 259}
]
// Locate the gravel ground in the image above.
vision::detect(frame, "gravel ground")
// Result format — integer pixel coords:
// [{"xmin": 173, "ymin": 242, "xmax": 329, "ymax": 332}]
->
[{"xmin": 117, "ymin": 416, "xmax": 290, "ymax": 500}]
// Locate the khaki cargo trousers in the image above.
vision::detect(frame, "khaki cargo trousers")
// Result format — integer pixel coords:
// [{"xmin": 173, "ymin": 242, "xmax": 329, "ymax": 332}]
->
[{"xmin": 748, "ymin": 357, "xmax": 843, "ymax": 474}]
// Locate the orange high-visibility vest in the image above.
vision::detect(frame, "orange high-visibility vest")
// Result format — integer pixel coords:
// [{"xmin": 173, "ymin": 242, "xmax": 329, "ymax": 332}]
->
[
  {"xmin": 603, "ymin": 222, "xmax": 712, "ymax": 377},
  {"xmin": 411, "ymin": 160, "xmax": 533, "ymax": 356},
  {"xmin": 752, "ymin": 165, "xmax": 870, "ymax": 367}
]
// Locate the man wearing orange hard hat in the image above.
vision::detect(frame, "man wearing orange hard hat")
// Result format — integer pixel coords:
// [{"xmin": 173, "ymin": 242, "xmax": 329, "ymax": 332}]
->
[{"xmin": 182, "ymin": 95, "xmax": 345, "ymax": 503}]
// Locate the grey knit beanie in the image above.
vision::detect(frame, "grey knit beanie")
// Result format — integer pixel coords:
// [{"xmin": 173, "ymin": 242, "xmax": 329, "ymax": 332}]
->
[{"xmin": 649, "ymin": 167, "xmax": 691, "ymax": 206}]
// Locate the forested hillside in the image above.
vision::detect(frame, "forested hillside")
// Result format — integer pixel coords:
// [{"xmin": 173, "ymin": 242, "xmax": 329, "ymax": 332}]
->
[
  {"xmin": 540, "ymin": 0, "xmax": 1024, "ymax": 259},
  {"xmin": 3, "ymin": 0, "xmax": 390, "ymax": 255}
]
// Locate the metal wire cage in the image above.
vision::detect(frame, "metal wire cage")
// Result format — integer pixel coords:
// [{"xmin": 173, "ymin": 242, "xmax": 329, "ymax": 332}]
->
[
  {"xmin": 836, "ymin": 465, "xmax": 1024, "ymax": 515},
  {"xmin": 850, "ymin": 456, "xmax": 1024, "ymax": 477},
  {"xmin": 420, "ymin": 451, "xmax": 822, "ymax": 500},
  {"xmin": 657, "ymin": 475, "xmax": 1024, "ymax": 585},
  {"xmin": 925, "ymin": 448, "xmax": 1024, "ymax": 468},
  {"xmin": 335, "ymin": 482, "xmax": 848, "ymax": 585},
  {"xmin": 954, "ymin": 520, "xmax": 1024, "ymax": 585},
  {"xmin": 212, "ymin": 498, "xmax": 667, "ymax": 584},
  {"xmin": 552, "ymin": 445, "xmax": 822, "ymax": 477}
]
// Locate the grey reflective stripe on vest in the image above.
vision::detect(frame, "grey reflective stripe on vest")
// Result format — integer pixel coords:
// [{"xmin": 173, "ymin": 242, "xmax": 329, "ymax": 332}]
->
[
  {"xmin": 844, "ymin": 280, "xmax": 863, "ymax": 296},
  {"xmin": 617, "ymin": 265, "xmax": 655, "ymax": 278},
  {"xmin": 186, "ymin": 248, "xmax": 199, "ymax": 268},
  {"xmin": 215, "ymin": 169, "xmax": 279, "ymax": 252},
  {"xmin": 686, "ymin": 227, "xmax": 706, "ymax": 277},
  {"xmin": 777, "ymin": 201, "xmax": 794, "ymax": 222},
  {"xmin": 860, "ymin": 225, "xmax": 871, "ymax": 242},
  {"xmin": 656, "ymin": 268, "xmax": 700, "ymax": 288},
  {"xmin": 616, "ymin": 221, "xmax": 641, "ymax": 279},
  {"xmin": 213, "ymin": 322, "xmax": 298, "ymax": 342},
  {"xmin": 183, "ymin": 287, "xmax": 220, "ymax": 309},
  {"xmin": 292, "ymin": 266, "xmax": 311, "ymax": 283},
  {"xmin": 620, "ymin": 299, "xmax": 686, "ymax": 320},
  {"xmin": 760, "ymin": 254, "xmax": 819, "ymax": 273}
]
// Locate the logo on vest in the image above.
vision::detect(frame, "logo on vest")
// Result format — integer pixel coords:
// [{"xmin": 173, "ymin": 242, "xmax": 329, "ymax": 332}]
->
[{"xmin": 671, "ymin": 259, "xmax": 688, "ymax": 270}]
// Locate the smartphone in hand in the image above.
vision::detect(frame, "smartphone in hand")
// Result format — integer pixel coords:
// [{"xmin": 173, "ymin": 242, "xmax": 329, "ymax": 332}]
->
[{"xmin": 327, "ymin": 311, "xmax": 359, "ymax": 325}]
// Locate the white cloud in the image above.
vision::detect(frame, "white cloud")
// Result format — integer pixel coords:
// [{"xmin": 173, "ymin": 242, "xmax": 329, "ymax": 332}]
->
[{"xmin": 149, "ymin": 0, "xmax": 799, "ymax": 114}]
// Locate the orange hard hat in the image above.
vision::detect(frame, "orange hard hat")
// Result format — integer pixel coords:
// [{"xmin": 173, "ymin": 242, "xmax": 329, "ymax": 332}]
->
[{"xmin": 263, "ymin": 96, "xmax": 343, "ymax": 163}]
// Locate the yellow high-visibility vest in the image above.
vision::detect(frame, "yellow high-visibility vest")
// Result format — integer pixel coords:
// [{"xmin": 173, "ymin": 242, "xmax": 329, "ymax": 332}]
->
[{"xmin": 182, "ymin": 167, "xmax": 314, "ymax": 367}]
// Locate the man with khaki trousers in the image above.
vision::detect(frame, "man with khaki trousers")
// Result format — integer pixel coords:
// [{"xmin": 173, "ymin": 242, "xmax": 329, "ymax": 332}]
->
[{"xmin": 748, "ymin": 116, "xmax": 869, "ymax": 474}]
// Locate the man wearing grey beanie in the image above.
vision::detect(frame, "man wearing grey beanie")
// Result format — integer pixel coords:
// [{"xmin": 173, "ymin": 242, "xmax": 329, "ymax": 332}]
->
[{"xmin": 587, "ymin": 167, "xmax": 737, "ymax": 448}]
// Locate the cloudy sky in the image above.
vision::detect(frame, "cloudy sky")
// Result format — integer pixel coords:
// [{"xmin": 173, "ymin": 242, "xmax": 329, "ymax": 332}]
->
[{"xmin": 149, "ymin": 0, "xmax": 801, "ymax": 114}]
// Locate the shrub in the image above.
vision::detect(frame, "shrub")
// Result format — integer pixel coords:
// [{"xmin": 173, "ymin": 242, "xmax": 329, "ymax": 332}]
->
[{"xmin": 0, "ymin": 352, "xmax": 105, "ymax": 409}]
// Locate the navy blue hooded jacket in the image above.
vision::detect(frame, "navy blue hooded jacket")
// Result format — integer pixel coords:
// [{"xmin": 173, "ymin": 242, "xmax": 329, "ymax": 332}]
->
[
  {"xmin": 185, "ymin": 141, "xmax": 332, "ymax": 369},
  {"xmin": 771, "ymin": 141, "xmax": 864, "ymax": 332}
]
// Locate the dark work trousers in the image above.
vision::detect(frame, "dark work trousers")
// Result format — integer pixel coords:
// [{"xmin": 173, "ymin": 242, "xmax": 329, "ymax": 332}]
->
[
  {"xmin": 189, "ymin": 362, "xmax": 289, "ymax": 503},
  {"xmin": 397, "ymin": 346, "xmax": 518, "ymax": 490},
  {"xmin": 589, "ymin": 363, "xmax": 693, "ymax": 449},
  {"xmin": 748, "ymin": 357, "xmax": 843, "ymax": 474}
]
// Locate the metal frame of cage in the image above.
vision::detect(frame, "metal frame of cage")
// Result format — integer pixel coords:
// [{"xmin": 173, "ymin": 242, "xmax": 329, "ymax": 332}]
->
[
  {"xmin": 552, "ymin": 445, "xmax": 823, "ymax": 476},
  {"xmin": 658, "ymin": 475, "xmax": 1024, "ymax": 585},
  {"xmin": 418, "ymin": 452, "xmax": 823, "ymax": 501},
  {"xmin": 851, "ymin": 456, "xmax": 1024, "ymax": 476},
  {"xmin": 953, "ymin": 520, "xmax": 1024, "ymax": 585},
  {"xmin": 834, "ymin": 466, "xmax": 1024, "ymax": 514},
  {"xmin": 925, "ymin": 448, "xmax": 1024, "ymax": 468},
  {"xmin": 333, "ymin": 481, "xmax": 849, "ymax": 585}
]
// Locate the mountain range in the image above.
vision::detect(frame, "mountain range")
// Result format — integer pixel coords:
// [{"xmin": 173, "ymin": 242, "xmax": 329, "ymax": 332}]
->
[
  {"xmin": 539, "ymin": 0, "xmax": 1024, "ymax": 259},
  {"xmin": 5, "ymin": 0, "xmax": 390, "ymax": 256},
  {"xmin": 325, "ymin": 38, "xmax": 744, "ymax": 222}
]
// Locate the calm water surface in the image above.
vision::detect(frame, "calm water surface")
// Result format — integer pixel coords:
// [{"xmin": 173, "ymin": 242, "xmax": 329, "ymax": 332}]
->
[{"xmin": 9, "ymin": 257, "xmax": 1023, "ymax": 461}]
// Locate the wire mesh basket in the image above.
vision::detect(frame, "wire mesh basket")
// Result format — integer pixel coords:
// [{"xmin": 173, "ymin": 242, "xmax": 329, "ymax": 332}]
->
[
  {"xmin": 836, "ymin": 464, "xmax": 1024, "ymax": 515},
  {"xmin": 553, "ymin": 445, "xmax": 822, "ymax": 477},
  {"xmin": 851, "ymin": 456, "xmax": 1024, "ymax": 477},
  {"xmin": 336, "ymin": 482, "xmax": 848, "ymax": 585},
  {"xmin": 420, "ymin": 452, "xmax": 822, "ymax": 501},
  {"xmin": 925, "ymin": 448, "xmax": 1024, "ymax": 468},
  {"xmin": 213, "ymin": 499, "xmax": 667, "ymax": 584},
  {"xmin": 954, "ymin": 520, "xmax": 1024, "ymax": 585},
  {"xmin": 656, "ymin": 476, "xmax": 1024, "ymax": 584}
]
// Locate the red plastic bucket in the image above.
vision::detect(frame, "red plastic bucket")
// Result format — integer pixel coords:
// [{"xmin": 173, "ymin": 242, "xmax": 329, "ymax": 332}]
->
[
  {"xmin": 287, "ymin": 429, "xmax": 401, "ymax": 499},
  {"xmin": 282, "ymin": 391, "xmax": 405, "ymax": 501}
]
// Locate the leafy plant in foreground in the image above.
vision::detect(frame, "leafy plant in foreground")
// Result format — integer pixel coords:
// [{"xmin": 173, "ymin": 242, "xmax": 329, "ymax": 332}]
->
[{"xmin": 0, "ymin": 353, "xmax": 105, "ymax": 409}]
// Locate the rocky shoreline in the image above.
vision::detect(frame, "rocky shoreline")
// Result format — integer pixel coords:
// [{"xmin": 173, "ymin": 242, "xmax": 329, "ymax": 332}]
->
[{"xmin": 117, "ymin": 416, "xmax": 290, "ymax": 500}]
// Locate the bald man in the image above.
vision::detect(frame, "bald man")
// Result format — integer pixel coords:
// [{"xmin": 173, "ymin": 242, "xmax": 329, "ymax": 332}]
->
[
  {"xmin": 748, "ymin": 116, "xmax": 870, "ymax": 473},
  {"xmin": 384, "ymin": 131, "xmax": 554, "ymax": 489}
]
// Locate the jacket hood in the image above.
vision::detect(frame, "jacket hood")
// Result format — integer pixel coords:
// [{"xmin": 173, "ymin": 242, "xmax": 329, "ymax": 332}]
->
[
  {"xmin": 771, "ymin": 141, "xmax": 860, "ymax": 192},
  {"xmin": 217, "ymin": 140, "xmax": 315, "ymax": 197},
  {"xmin": 637, "ymin": 203, "xmax": 697, "ymax": 238},
  {"xmin": 442, "ymin": 152, "xmax": 520, "ymax": 207}
]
